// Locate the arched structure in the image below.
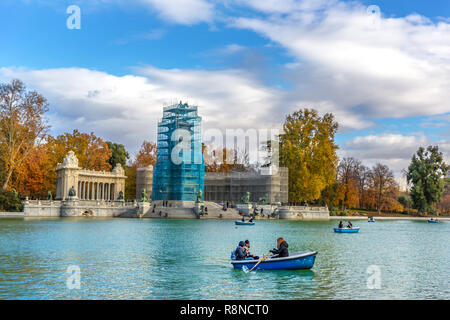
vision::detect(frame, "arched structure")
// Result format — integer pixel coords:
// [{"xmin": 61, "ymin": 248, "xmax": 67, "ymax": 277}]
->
[{"xmin": 55, "ymin": 151, "xmax": 126, "ymax": 201}]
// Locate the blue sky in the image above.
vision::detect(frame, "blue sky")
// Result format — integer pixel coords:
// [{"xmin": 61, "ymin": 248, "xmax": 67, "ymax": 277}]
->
[{"xmin": 1, "ymin": 0, "xmax": 449, "ymax": 179}]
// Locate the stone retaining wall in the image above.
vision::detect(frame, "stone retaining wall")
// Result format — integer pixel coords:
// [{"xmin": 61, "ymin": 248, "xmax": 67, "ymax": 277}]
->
[{"xmin": 278, "ymin": 206, "xmax": 329, "ymax": 220}]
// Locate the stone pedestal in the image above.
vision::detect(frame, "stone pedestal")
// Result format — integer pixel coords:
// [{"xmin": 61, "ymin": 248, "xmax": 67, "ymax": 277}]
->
[
  {"xmin": 194, "ymin": 202, "xmax": 204, "ymax": 218},
  {"xmin": 236, "ymin": 203, "xmax": 253, "ymax": 216},
  {"xmin": 138, "ymin": 201, "xmax": 150, "ymax": 216}
]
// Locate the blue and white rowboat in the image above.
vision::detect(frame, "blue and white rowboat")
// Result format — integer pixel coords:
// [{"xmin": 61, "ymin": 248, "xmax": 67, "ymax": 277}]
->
[
  {"xmin": 334, "ymin": 227, "xmax": 360, "ymax": 233},
  {"xmin": 235, "ymin": 221, "xmax": 255, "ymax": 226},
  {"xmin": 428, "ymin": 219, "xmax": 439, "ymax": 223},
  {"xmin": 231, "ymin": 251, "xmax": 317, "ymax": 270}
]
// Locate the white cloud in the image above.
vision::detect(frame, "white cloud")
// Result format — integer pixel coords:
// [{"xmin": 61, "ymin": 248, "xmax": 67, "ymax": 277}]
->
[
  {"xmin": 138, "ymin": 0, "xmax": 214, "ymax": 24},
  {"xmin": 230, "ymin": 0, "xmax": 450, "ymax": 120},
  {"xmin": 0, "ymin": 66, "xmax": 282, "ymax": 153},
  {"xmin": 341, "ymin": 133, "xmax": 450, "ymax": 181}
]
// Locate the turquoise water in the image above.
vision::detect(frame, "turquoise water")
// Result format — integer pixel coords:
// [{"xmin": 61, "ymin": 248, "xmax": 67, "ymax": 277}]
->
[{"xmin": 0, "ymin": 218, "xmax": 448, "ymax": 300}]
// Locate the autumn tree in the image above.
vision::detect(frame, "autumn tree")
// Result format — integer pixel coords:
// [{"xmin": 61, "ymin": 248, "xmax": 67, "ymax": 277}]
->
[
  {"xmin": 204, "ymin": 146, "xmax": 252, "ymax": 173},
  {"xmin": 125, "ymin": 141, "xmax": 157, "ymax": 200},
  {"xmin": 134, "ymin": 140, "xmax": 157, "ymax": 168},
  {"xmin": 369, "ymin": 163, "xmax": 398, "ymax": 214},
  {"xmin": 47, "ymin": 130, "xmax": 112, "ymax": 171},
  {"xmin": 0, "ymin": 79, "xmax": 50, "ymax": 191},
  {"xmin": 406, "ymin": 146, "xmax": 449, "ymax": 215},
  {"xmin": 11, "ymin": 144, "xmax": 55, "ymax": 199},
  {"xmin": 336, "ymin": 157, "xmax": 359, "ymax": 209},
  {"xmin": 355, "ymin": 163, "xmax": 370, "ymax": 209},
  {"xmin": 280, "ymin": 108, "xmax": 338, "ymax": 204}
]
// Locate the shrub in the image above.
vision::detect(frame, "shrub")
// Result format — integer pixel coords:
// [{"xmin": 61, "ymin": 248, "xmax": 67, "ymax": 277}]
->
[{"xmin": 0, "ymin": 191, "xmax": 22, "ymax": 212}]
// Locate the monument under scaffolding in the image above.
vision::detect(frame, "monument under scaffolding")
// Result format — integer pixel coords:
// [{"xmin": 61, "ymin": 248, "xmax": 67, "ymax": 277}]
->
[{"xmin": 152, "ymin": 102, "xmax": 205, "ymax": 202}]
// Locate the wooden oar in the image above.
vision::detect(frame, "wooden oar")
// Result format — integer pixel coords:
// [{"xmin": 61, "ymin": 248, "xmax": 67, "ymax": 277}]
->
[{"xmin": 248, "ymin": 251, "xmax": 272, "ymax": 272}]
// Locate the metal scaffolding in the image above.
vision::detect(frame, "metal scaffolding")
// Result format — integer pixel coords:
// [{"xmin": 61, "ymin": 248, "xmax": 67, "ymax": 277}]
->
[{"xmin": 152, "ymin": 102, "xmax": 205, "ymax": 201}]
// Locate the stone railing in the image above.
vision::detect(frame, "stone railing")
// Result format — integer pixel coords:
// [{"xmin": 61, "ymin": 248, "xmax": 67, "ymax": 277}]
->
[
  {"xmin": 24, "ymin": 199, "xmax": 137, "ymax": 207},
  {"xmin": 78, "ymin": 169, "xmax": 125, "ymax": 178}
]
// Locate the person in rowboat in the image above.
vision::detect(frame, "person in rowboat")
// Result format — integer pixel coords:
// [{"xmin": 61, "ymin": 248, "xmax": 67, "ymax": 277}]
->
[
  {"xmin": 270, "ymin": 237, "xmax": 289, "ymax": 258},
  {"xmin": 347, "ymin": 221, "xmax": 353, "ymax": 229},
  {"xmin": 244, "ymin": 240, "xmax": 259, "ymax": 260},
  {"xmin": 234, "ymin": 241, "xmax": 248, "ymax": 260},
  {"xmin": 338, "ymin": 221, "xmax": 344, "ymax": 228}
]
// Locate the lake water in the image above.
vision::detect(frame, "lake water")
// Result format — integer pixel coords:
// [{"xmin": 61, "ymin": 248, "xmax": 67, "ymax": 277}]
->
[{"xmin": 0, "ymin": 218, "xmax": 448, "ymax": 299}]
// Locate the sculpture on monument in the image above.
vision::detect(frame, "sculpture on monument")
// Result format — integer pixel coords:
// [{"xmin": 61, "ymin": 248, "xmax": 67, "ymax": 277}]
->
[
  {"xmin": 61, "ymin": 150, "xmax": 79, "ymax": 168},
  {"xmin": 258, "ymin": 194, "xmax": 268, "ymax": 205},
  {"xmin": 141, "ymin": 188, "xmax": 149, "ymax": 202},
  {"xmin": 240, "ymin": 191, "xmax": 251, "ymax": 204},
  {"xmin": 196, "ymin": 190, "xmax": 204, "ymax": 203},
  {"xmin": 47, "ymin": 191, "xmax": 53, "ymax": 201},
  {"xmin": 68, "ymin": 186, "xmax": 76, "ymax": 198},
  {"xmin": 117, "ymin": 191, "xmax": 124, "ymax": 201}
]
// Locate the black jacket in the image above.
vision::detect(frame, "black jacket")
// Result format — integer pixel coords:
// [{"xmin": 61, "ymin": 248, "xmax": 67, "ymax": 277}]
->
[{"xmin": 271, "ymin": 241, "xmax": 289, "ymax": 257}]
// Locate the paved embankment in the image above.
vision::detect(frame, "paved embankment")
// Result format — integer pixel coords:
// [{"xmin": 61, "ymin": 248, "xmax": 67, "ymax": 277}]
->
[
  {"xmin": 329, "ymin": 216, "xmax": 450, "ymax": 221},
  {"xmin": 0, "ymin": 212, "xmax": 25, "ymax": 218}
]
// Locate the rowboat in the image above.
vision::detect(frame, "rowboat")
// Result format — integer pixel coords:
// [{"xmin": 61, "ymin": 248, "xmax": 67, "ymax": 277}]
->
[
  {"xmin": 334, "ymin": 227, "xmax": 360, "ymax": 233},
  {"xmin": 368, "ymin": 220, "xmax": 376, "ymax": 223},
  {"xmin": 428, "ymin": 219, "xmax": 439, "ymax": 223},
  {"xmin": 231, "ymin": 251, "xmax": 317, "ymax": 270},
  {"xmin": 235, "ymin": 221, "xmax": 255, "ymax": 226}
]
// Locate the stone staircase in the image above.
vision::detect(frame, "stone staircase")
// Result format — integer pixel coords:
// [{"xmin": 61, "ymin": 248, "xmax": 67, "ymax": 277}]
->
[
  {"xmin": 140, "ymin": 204, "xmax": 197, "ymax": 219},
  {"xmin": 199, "ymin": 202, "xmax": 242, "ymax": 220}
]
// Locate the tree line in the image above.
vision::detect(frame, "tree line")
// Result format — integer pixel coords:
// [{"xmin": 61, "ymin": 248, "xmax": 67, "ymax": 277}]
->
[{"xmin": 0, "ymin": 79, "xmax": 448, "ymax": 214}]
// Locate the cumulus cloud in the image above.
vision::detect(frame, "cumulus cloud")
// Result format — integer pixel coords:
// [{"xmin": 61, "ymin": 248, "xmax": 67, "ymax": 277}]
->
[
  {"xmin": 0, "ymin": 66, "xmax": 283, "ymax": 153},
  {"xmin": 230, "ymin": 0, "xmax": 450, "ymax": 121},
  {"xmin": 341, "ymin": 133, "xmax": 450, "ymax": 182},
  {"xmin": 138, "ymin": 0, "xmax": 214, "ymax": 24}
]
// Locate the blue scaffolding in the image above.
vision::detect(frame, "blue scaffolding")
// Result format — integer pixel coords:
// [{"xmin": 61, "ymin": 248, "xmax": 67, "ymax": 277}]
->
[{"xmin": 152, "ymin": 102, "xmax": 205, "ymax": 202}]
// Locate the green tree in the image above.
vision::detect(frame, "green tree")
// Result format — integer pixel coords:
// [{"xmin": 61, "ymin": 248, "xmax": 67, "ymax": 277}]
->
[
  {"xmin": 398, "ymin": 194, "xmax": 412, "ymax": 213},
  {"xmin": 0, "ymin": 190, "xmax": 22, "ymax": 212},
  {"xmin": 280, "ymin": 108, "xmax": 339, "ymax": 203},
  {"xmin": 106, "ymin": 142, "xmax": 129, "ymax": 168},
  {"xmin": 406, "ymin": 146, "xmax": 449, "ymax": 215}
]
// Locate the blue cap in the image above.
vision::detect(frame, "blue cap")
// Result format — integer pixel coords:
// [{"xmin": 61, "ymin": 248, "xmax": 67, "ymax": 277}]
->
[{"xmin": 238, "ymin": 241, "xmax": 245, "ymax": 247}]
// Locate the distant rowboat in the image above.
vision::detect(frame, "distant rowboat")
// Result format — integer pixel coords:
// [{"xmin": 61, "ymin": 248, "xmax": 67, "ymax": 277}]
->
[
  {"xmin": 334, "ymin": 227, "xmax": 360, "ymax": 233},
  {"xmin": 235, "ymin": 221, "xmax": 255, "ymax": 226},
  {"xmin": 428, "ymin": 220, "xmax": 439, "ymax": 223}
]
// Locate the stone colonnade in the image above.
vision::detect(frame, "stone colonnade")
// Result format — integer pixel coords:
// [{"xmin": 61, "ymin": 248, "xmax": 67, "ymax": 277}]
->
[
  {"xmin": 55, "ymin": 151, "xmax": 126, "ymax": 201},
  {"xmin": 77, "ymin": 181, "xmax": 115, "ymax": 201}
]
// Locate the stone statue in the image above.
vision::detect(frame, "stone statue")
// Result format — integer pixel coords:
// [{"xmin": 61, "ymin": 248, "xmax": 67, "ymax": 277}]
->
[
  {"xmin": 258, "ymin": 194, "xmax": 268, "ymax": 205},
  {"xmin": 68, "ymin": 186, "xmax": 76, "ymax": 197},
  {"xmin": 62, "ymin": 151, "xmax": 79, "ymax": 168},
  {"xmin": 141, "ymin": 188, "xmax": 148, "ymax": 202},
  {"xmin": 47, "ymin": 191, "xmax": 53, "ymax": 200},
  {"xmin": 112, "ymin": 163, "xmax": 125, "ymax": 175},
  {"xmin": 117, "ymin": 191, "xmax": 124, "ymax": 201},
  {"xmin": 196, "ymin": 190, "xmax": 204, "ymax": 203},
  {"xmin": 240, "ymin": 191, "xmax": 251, "ymax": 204}
]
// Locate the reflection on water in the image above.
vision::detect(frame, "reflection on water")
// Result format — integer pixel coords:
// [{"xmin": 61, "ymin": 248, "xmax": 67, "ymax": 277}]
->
[{"xmin": 0, "ymin": 218, "xmax": 448, "ymax": 299}]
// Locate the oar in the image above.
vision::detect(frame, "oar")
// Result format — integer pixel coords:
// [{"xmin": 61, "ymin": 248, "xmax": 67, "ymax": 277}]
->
[{"xmin": 248, "ymin": 251, "xmax": 272, "ymax": 272}]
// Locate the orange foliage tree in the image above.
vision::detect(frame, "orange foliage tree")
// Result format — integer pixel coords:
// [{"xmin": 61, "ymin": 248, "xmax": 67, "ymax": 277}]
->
[
  {"xmin": 125, "ymin": 141, "xmax": 157, "ymax": 199},
  {"xmin": 12, "ymin": 130, "xmax": 112, "ymax": 199}
]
